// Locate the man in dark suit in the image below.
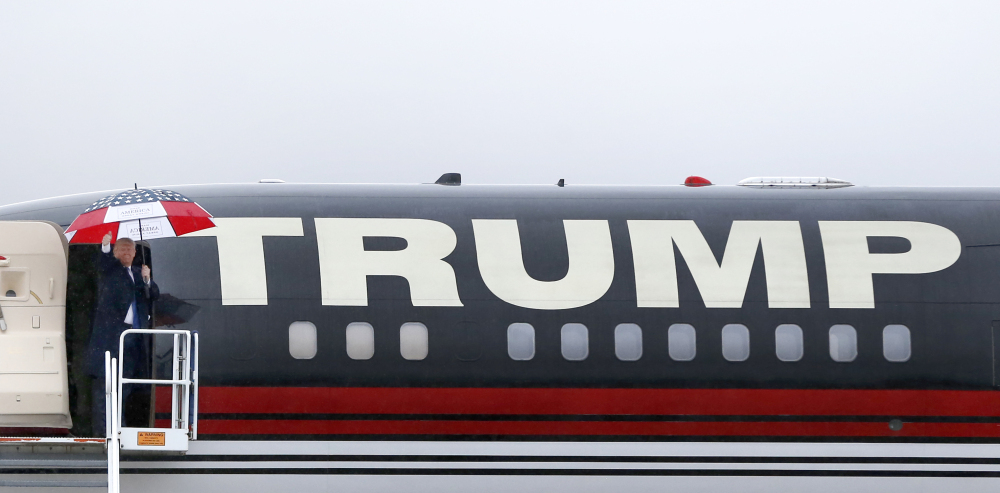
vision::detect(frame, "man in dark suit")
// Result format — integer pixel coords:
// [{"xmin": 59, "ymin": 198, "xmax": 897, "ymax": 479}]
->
[{"xmin": 88, "ymin": 233, "xmax": 159, "ymax": 437}]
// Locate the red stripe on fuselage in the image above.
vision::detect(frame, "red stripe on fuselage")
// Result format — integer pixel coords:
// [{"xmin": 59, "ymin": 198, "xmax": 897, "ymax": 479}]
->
[
  {"xmin": 186, "ymin": 387, "xmax": 1000, "ymax": 417},
  {"xmin": 162, "ymin": 387, "xmax": 1000, "ymax": 437},
  {"xmin": 192, "ymin": 419, "xmax": 1000, "ymax": 438}
]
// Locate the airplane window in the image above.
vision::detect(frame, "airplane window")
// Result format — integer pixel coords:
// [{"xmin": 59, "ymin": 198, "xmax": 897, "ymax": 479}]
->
[
  {"xmin": 721, "ymin": 324, "xmax": 750, "ymax": 362},
  {"xmin": 561, "ymin": 323, "xmax": 589, "ymax": 361},
  {"xmin": 775, "ymin": 324, "xmax": 803, "ymax": 362},
  {"xmin": 829, "ymin": 325, "xmax": 857, "ymax": 362},
  {"xmin": 507, "ymin": 323, "xmax": 535, "ymax": 361},
  {"xmin": 668, "ymin": 324, "xmax": 696, "ymax": 361},
  {"xmin": 614, "ymin": 324, "xmax": 642, "ymax": 361},
  {"xmin": 288, "ymin": 321, "xmax": 317, "ymax": 360},
  {"xmin": 883, "ymin": 325, "xmax": 911, "ymax": 362},
  {"xmin": 346, "ymin": 322, "xmax": 375, "ymax": 360},
  {"xmin": 400, "ymin": 322, "xmax": 429, "ymax": 361}
]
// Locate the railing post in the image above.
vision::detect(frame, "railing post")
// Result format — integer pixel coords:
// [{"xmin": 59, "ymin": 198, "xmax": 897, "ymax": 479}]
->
[
  {"xmin": 180, "ymin": 332, "xmax": 191, "ymax": 432},
  {"xmin": 109, "ymin": 356, "xmax": 120, "ymax": 493},
  {"xmin": 171, "ymin": 333, "xmax": 180, "ymax": 429},
  {"xmin": 104, "ymin": 352, "xmax": 112, "ymax": 440},
  {"xmin": 192, "ymin": 332, "xmax": 199, "ymax": 440},
  {"xmin": 105, "ymin": 352, "xmax": 114, "ymax": 493}
]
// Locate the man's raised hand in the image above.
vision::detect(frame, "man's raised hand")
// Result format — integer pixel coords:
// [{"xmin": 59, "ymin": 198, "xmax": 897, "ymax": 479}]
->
[{"xmin": 102, "ymin": 232, "xmax": 112, "ymax": 247}]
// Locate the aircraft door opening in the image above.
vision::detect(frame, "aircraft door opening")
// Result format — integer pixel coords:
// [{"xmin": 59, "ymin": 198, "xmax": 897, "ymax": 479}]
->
[{"xmin": 0, "ymin": 221, "xmax": 71, "ymax": 430}]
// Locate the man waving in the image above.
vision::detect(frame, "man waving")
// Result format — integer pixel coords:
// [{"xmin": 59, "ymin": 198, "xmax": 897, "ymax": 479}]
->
[{"xmin": 87, "ymin": 232, "xmax": 159, "ymax": 436}]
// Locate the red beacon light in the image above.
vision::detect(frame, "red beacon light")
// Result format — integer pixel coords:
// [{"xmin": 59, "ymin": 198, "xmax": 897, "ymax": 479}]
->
[{"xmin": 683, "ymin": 176, "xmax": 713, "ymax": 187}]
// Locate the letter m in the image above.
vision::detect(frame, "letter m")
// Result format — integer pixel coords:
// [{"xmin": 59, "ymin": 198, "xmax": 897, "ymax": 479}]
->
[{"xmin": 628, "ymin": 220, "xmax": 810, "ymax": 309}]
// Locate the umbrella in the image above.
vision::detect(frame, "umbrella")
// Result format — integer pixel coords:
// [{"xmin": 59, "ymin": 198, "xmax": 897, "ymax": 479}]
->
[
  {"xmin": 64, "ymin": 188, "xmax": 215, "ymax": 244},
  {"xmin": 152, "ymin": 293, "xmax": 201, "ymax": 327}
]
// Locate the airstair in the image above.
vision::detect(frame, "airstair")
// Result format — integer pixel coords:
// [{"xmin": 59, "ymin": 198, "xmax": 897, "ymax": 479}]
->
[
  {"xmin": 105, "ymin": 329, "xmax": 199, "ymax": 491},
  {"xmin": 0, "ymin": 329, "xmax": 198, "ymax": 491}
]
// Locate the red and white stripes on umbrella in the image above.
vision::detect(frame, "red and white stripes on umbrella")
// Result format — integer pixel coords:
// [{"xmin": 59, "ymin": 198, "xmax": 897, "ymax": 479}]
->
[{"xmin": 64, "ymin": 188, "xmax": 215, "ymax": 244}]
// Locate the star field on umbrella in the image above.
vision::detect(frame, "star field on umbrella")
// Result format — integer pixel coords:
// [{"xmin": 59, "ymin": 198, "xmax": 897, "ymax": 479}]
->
[{"xmin": 84, "ymin": 189, "xmax": 192, "ymax": 212}]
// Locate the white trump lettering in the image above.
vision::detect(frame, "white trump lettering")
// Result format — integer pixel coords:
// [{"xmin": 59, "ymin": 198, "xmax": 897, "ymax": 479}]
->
[
  {"xmin": 472, "ymin": 219, "xmax": 614, "ymax": 310},
  {"xmin": 315, "ymin": 218, "xmax": 463, "ymax": 307},
  {"xmin": 185, "ymin": 217, "xmax": 304, "ymax": 305},
  {"xmin": 186, "ymin": 216, "xmax": 961, "ymax": 311},
  {"xmin": 819, "ymin": 221, "xmax": 961, "ymax": 309},
  {"xmin": 628, "ymin": 220, "xmax": 810, "ymax": 309}
]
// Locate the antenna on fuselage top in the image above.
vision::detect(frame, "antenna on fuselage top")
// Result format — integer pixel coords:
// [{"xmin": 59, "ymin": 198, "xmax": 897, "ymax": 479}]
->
[{"xmin": 435, "ymin": 173, "xmax": 462, "ymax": 186}]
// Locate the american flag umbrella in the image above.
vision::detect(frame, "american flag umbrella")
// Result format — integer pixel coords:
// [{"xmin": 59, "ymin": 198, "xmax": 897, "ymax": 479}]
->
[{"xmin": 64, "ymin": 188, "xmax": 215, "ymax": 244}]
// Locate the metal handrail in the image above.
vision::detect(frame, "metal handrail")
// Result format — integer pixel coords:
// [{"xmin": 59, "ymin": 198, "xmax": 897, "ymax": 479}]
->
[
  {"xmin": 192, "ymin": 332, "xmax": 199, "ymax": 440},
  {"xmin": 105, "ymin": 352, "xmax": 120, "ymax": 493},
  {"xmin": 104, "ymin": 353, "xmax": 112, "ymax": 440},
  {"xmin": 118, "ymin": 378, "xmax": 190, "ymax": 385},
  {"xmin": 117, "ymin": 329, "xmax": 196, "ymax": 435},
  {"xmin": 107, "ymin": 329, "xmax": 197, "ymax": 492}
]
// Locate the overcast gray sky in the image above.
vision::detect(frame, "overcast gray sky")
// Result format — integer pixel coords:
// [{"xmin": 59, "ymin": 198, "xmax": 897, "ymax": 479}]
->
[{"xmin": 1, "ymin": 1, "xmax": 998, "ymax": 206}]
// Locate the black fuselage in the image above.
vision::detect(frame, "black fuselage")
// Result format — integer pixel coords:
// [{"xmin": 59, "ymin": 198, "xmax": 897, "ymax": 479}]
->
[{"xmin": 3, "ymin": 183, "xmax": 999, "ymax": 442}]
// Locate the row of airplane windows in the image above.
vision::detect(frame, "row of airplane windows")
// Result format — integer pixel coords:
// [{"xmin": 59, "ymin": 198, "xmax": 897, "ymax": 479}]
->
[{"xmin": 287, "ymin": 322, "xmax": 912, "ymax": 363}]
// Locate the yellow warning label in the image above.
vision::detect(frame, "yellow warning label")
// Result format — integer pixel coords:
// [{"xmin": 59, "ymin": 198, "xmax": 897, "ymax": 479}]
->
[{"xmin": 136, "ymin": 432, "xmax": 166, "ymax": 446}]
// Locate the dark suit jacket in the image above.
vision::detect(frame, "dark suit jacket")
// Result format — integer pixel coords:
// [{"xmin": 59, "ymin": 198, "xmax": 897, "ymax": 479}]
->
[{"xmin": 86, "ymin": 248, "xmax": 159, "ymax": 377}]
